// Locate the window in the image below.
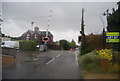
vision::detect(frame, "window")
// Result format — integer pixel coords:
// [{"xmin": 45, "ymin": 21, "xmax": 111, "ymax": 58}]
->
[
  {"xmin": 35, "ymin": 34, "xmax": 37, "ymax": 39},
  {"xmin": 2, "ymin": 42, "xmax": 5, "ymax": 45},
  {"xmin": 26, "ymin": 34, "xmax": 30, "ymax": 40}
]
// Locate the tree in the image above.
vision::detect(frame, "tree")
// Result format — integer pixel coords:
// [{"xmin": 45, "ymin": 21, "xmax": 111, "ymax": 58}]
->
[
  {"xmin": 70, "ymin": 39, "xmax": 76, "ymax": 49},
  {"xmin": 107, "ymin": 1, "xmax": 120, "ymax": 32},
  {"xmin": 106, "ymin": 1, "xmax": 120, "ymax": 52},
  {"xmin": 59, "ymin": 39, "xmax": 71, "ymax": 50}
]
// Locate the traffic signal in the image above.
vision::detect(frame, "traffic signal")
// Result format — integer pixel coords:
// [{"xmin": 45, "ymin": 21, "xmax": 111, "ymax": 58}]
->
[{"xmin": 78, "ymin": 36, "xmax": 81, "ymax": 43}]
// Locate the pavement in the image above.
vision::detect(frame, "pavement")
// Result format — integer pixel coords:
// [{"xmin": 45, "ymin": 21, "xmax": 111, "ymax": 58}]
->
[{"xmin": 2, "ymin": 50, "xmax": 82, "ymax": 79}]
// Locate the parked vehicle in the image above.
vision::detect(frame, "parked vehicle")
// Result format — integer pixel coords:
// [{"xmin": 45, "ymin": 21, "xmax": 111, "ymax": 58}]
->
[
  {"xmin": 1, "ymin": 41, "xmax": 20, "ymax": 58},
  {"xmin": 1, "ymin": 41, "xmax": 19, "ymax": 49}
]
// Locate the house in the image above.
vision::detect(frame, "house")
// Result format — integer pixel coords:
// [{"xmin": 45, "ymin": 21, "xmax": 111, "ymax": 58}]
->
[{"xmin": 20, "ymin": 27, "xmax": 53, "ymax": 45}]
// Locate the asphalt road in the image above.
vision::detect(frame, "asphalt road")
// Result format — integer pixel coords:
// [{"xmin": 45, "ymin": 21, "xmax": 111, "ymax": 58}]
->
[{"xmin": 2, "ymin": 50, "xmax": 82, "ymax": 79}]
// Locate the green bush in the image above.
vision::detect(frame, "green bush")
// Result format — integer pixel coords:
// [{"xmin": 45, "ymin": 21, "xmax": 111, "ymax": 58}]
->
[
  {"xmin": 19, "ymin": 40, "xmax": 38, "ymax": 51},
  {"xmin": 47, "ymin": 43, "xmax": 61, "ymax": 50},
  {"xmin": 78, "ymin": 51, "xmax": 101, "ymax": 72},
  {"xmin": 59, "ymin": 40, "xmax": 71, "ymax": 50}
]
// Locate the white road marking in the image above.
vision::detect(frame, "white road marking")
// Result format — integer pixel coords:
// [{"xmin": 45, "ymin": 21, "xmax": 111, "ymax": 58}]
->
[
  {"xmin": 32, "ymin": 58, "xmax": 39, "ymax": 61},
  {"xmin": 75, "ymin": 51, "xmax": 79, "ymax": 66},
  {"xmin": 56, "ymin": 54, "xmax": 61, "ymax": 58},
  {"xmin": 46, "ymin": 58, "xmax": 55, "ymax": 65}
]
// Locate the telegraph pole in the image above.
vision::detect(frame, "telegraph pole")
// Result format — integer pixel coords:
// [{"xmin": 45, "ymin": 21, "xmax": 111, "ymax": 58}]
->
[
  {"xmin": 81, "ymin": 8, "xmax": 85, "ymax": 37},
  {"xmin": 80, "ymin": 8, "xmax": 86, "ymax": 55}
]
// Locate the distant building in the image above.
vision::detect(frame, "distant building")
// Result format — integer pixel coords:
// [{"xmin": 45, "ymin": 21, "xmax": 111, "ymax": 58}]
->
[
  {"xmin": 20, "ymin": 27, "xmax": 53, "ymax": 44},
  {"xmin": 0, "ymin": 28, "xmax": 11, "ymax": 42},
  {"xmin": 0, "ymin": 37, "xmax": 11, "ymax": 42}
]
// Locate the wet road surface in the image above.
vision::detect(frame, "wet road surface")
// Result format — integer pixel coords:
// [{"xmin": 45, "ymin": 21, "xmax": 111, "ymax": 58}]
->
[{"xmin": 2, "ymin": 50, "xmax": 82, "ymax": 79}]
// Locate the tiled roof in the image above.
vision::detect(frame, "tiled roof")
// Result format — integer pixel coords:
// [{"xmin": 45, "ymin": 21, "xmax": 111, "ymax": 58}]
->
[
  {"xmin": 28, "ymin": 30, "xmax": 34, "ymax": 35},
  {"xmin": 22, "ymin": 30, "xmax": 34, "ymax": 36}
]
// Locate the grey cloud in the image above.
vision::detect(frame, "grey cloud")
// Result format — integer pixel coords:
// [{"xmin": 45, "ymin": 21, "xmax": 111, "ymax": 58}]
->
[{"xmin": 2, "ymin": 2, "xmax": 117, "ymax": 43}]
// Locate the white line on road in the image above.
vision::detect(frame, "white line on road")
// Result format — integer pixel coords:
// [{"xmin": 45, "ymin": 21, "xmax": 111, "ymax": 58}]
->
[
  {"xmin": 75, "ymin": 51, "xmax": 79, "ymax": 66},
  {"xmin": 56, "ymin": 54, "xmax": 61, "ymax": 58},
  {"xmin": 46, "ymin": 58, "xmax": 55, "ymax": 65}
]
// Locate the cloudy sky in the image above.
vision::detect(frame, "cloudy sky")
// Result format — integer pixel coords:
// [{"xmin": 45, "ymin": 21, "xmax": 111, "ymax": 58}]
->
[{"xmin": 1, "ymin": 0, "xmax": 119, "ymax": 44}]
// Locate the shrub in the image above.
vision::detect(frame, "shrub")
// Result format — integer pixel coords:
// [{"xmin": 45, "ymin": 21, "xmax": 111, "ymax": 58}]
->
[
  {"xmin": 47, "ymin": 43, "xmax": 61, "ymax": 50},
  {"xmin": 78, "ymin": 51, "xmax": 100, "ymax": 72},
  {"xmin": 19, "ymin": 40, "xmax": 38, "ymax": 51},
  {"xmin": 86, "ymin": 34, "xmax": 104, "ymax": 50},
  {"xmin": 96, "ymin": 49, "xmax": 112, "ymax": 61},
  {"xmin": 78, "ymin": 50, "xmax": 120, "ymax": 73}
]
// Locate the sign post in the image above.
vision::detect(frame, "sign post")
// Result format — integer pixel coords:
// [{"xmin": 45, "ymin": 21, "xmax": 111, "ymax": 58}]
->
[
  {"xmin": 42, "ymin": 37, "xmax": 49, "ymax": 43},
  {"xmin": 106, "ymin": 32, "xmax": 120, "ymax": 63},
  {"xmin": 106, "ymin": 32, "xmax": 120, "ymax": 43},
  {"xmin": 41, "ymin": 37, "xmax": 49, "ymax": 51}
]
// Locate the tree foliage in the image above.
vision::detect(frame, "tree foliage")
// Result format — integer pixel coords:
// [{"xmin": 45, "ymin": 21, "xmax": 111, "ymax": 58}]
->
[
  {"xmin": 106, "ymin": 1, "xmax": 120, "ymax": 52},
  {"xmin": 59, "ymin": 39, "xmax": 76, "ymax": 50},
  {"xmin": 59, "ymin": 39, "xmax": 70, "ymax": 50},
  {"xmin": 47, "ymin": 42, "xmax": 61, "ymax": 50},
  {"xmin": 70, "ymin": 39, "xmax": 76, "ymax": 49},
  {"xmin": 107, "ymin": 1, "xmax": 120, "ymax": 32}
]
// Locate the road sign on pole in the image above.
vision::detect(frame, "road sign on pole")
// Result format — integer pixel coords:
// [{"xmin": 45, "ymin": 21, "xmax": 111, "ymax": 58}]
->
[
  {"xmin": 106, "ymin": 32, "xmax": 120, "ymax": 43},
  {"xmin": 106, "ymin": 32, "xmax": 120, "ymax": 63},
  {"xmin": 42, "ymin": 37, "xmax": 49, "ymax": 42}
]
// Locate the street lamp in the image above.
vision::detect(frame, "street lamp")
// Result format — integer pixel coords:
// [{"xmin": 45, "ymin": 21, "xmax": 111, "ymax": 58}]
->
[{"xmin": 100, "ymin": 11, "xmax": 107, "ymax": 49}]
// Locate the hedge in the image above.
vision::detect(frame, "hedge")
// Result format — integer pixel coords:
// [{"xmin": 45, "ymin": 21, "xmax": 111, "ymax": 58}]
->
[{"xmin": 19, "ymin": 40, "xmax": 38, "ymax": 51}]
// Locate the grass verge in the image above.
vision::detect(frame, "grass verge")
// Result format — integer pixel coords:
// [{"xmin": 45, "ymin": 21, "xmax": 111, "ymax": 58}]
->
[{"xmin": 78, "ymin": 51, "xmax": 120, "ymax": 79}]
